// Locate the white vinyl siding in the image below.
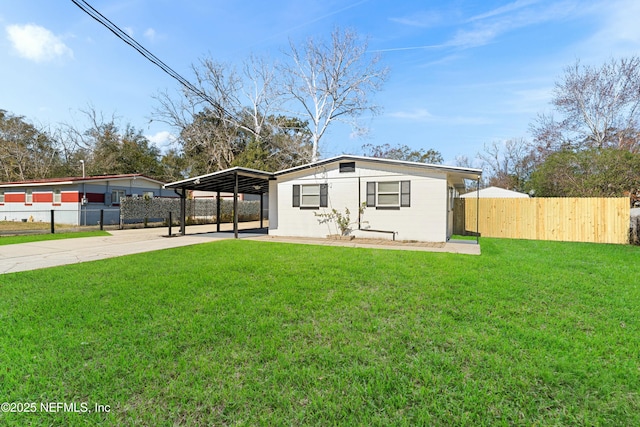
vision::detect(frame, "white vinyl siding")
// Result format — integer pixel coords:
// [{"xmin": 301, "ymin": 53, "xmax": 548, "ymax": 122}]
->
[{"xmin": 270, "ymin": 161, "xmax": 451, "ymax": 242}]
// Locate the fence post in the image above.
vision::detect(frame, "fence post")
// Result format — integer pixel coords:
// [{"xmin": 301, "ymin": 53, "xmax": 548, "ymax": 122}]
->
[
  {"xmin": 168, "ymin": 211, "xmax": 173, "ymax": 236},
  {"xmin": 51, "ymin": 210, "xmax": 55, "ymax": 234},
  {"xmin": 100, "ymin": 209, "xmax": 104, "ymax": 230}
]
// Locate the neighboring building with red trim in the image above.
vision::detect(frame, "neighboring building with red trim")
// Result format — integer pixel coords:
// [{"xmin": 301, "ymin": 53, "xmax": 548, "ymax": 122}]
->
[{"xmin": 0, "ymin": 174, "xmax": 175, "ymax": 226}]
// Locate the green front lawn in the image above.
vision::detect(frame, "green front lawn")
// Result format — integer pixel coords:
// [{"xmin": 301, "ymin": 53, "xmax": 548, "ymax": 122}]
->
[
  {"xmin": 0, "ymin": 230, "xmax": 111, "ymax": 246},
  {"xmin": 1, "ymin": 239, "xmax": 638, "ymax": 425}
]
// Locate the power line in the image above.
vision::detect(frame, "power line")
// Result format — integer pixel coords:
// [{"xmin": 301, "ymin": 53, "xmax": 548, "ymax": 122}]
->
[{"xmin": 70, "ymin": 0, "xmax": 239, "ymax": 123}]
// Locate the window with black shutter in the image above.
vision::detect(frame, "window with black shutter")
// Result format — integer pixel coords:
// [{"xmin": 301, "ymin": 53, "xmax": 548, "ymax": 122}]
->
[
  {"xmin": 293, "ymin": 184, "xmax": 328, "ymax": 208},
  {"xmin": 320, "ymin": 184, "xmax": 328, "ymax": 207},
  {"xmin": 367, "ymin": 180, "xmax": 411, "ymax": 209},
  {"xmin": 366, "ymin": 182, "xmax": 376, "ymax": 207},
  {"xmin": 401, "ymin": 181, "xmax": 411, "ymax": 207}
]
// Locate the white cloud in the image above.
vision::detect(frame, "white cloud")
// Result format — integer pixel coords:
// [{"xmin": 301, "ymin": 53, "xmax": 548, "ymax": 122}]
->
[
  {"xmin": 389, "ymin": 108, "xmax": 490, "ymax": 125},
  {"xmin": 446, "ymin": 26, "xmax": 501, "ymax": 49},
  {"xmin": 390, "ymin": 11, "xmax": 442, "ymax": 28},
  {"xmin": 381, "ymin": 1, "xmax": 577, "ymax": 53},
  {"xmin": 466, "ymin": 0, "xmax": 540, "ymax": 23},
  {"xmin": 6, "ymin": 23, "xmax": 73, "ymax": 62},
  {"xmin": 447, "ymin": 1, "xmax": 577, "ymax": 49},
  {"xmin": 420, "ymin": 54, "xmax": 462, "ymax": 67},
  {"xmin": 144, "ymin": 28, "xmax": 157, "ymax": 42},
  {"xmin": 389, "ymin": 108, "xmax": 434, "ymax": 120},
  {"xmin": 579, "ymin": 0, "xmax": 640, "ymax": 59},
  {"xmin": 146, "ymin": 130, "xmax": 176, "ymax": 150}
]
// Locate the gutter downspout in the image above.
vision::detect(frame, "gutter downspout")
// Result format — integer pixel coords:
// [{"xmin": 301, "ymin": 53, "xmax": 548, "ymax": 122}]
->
[{"xmin": 358, "ymin": 176, "xmax": 361, "ymax": 230}]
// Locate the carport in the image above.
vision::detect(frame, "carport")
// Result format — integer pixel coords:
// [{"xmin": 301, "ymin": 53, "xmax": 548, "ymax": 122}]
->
[{"xmin": 164, "ymin": 167, "xmax": 273, "ymax": 238}]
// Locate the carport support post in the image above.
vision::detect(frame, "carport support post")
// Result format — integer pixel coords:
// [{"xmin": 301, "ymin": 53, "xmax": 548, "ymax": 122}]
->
[
  {"xmin": 179, "ymin": 188, "xmax": 186, "ymax": 236},
  {"xmin": 216, "ymin": 191, "xmax": 221, "ymax": 233},
  {"xmin": 260, "ymin": 193, "xmax": 264, "ymax": 229},
  {"xmin": 233, "ymin": 171, "xmax": 239, "ymax": 239}
]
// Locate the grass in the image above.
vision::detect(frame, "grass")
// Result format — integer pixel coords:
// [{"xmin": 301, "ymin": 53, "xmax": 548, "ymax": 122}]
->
[
  {"xmin": 1, "ymin": 238, "xmax": 639, "ymax": 425},
  {"xmin": 0, "ymin": 220, "xmax": 77, "ymax": 232},
  {"xmin": 0, "ymin": 230, "xmax": 111, "ymax": 246},
  {"xmin": 450, "ymin": 234, "xmax": 478, "ymax": 240}
]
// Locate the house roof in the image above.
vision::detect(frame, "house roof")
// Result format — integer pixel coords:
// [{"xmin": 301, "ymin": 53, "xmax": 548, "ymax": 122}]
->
[
  {"xmin": 274, "ymin": 155, "xmax": 482, "ymax": 180},
  {"xmin": 0, "ymin": 174, "xmax": 166, "ymax": 188},
  {"xmin": 162, "ymin": 155, "xmax": 483, "ymax": 194},
  {"xmin": 460, "ymin": 186, "xmax": 530, "ymax": 198}
]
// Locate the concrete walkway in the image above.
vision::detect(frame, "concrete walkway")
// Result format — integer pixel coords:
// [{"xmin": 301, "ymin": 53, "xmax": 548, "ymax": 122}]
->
[
  {"xmin": 1, "ymin": 224, "xmax": 480, "ymax": 275},
  {"xmin": 253, "ymin": 235, "xmax": 481, "ymax": 255},
  {"xmin": 0, "ymin": 223, "xmax": 260, "ymax": 275}
]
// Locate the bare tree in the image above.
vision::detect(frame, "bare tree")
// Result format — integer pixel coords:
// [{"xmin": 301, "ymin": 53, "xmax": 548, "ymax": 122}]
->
[
  {"xmin": 279, "ymin": 28, "xmax": 389, "ymax": 161},
  {"xmin": 154, "ymin": 29, "xmax": 388, "ymax": 170},
  {"xmin": 53, "ymin": 107, "xmax": 163, "ymax": 177},
  {"xmin": 532, "ymin": 57, "xmax": 640, "ymax": 153},
  {"xmin": 454, "ymin": 154, "xmax": 474, "ymax": 169},
  {"xmin": 453, "ymin": 155, "xmax": 479, "ymax": 193},
  {"xmin": 153, "ymin": 60, "xmax": 251, "ymax": 172},
  {"xmin": 477, "ymin": 138, "xmax": 535, "ymax": 191},
  {"xmin": 153, "ymin": 55, "xmax": 309, "ymax": 173}
]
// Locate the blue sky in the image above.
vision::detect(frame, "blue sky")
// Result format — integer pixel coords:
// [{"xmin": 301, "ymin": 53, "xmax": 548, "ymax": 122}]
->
[{"xmin": 2, "ymin": 0, "xmax": 639, "ymax": 166}]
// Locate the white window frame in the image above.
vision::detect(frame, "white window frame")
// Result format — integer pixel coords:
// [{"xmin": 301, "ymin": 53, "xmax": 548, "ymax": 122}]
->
[
  {"xmin": 53, "ymin": 188, "xmax": 62, "ymax": 204},
  {"xmin": 0, "ymin": 190, "xmax": 4, "ymax": 204},
  {"xmin": 301, "ymin": 184, "xmax": 321, "ymax": 208},
  {"xmin": 377, "ymin": 181, "xmax": 401, "ymax": 207},
  {"xmin": 25, "ymin": 189, "xmax": 33, "ymax": 204},
  {"xmin": 111, "ymin": 190, "xmax": 126, "ymax": 205},
  {"xmin": 143, "ymin": 191, "xmax": 154, "ymax": 200}
]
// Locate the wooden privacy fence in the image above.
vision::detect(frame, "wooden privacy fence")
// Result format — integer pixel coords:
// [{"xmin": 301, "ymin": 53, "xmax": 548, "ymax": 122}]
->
[{"xmin": 454, "ymin": 197, "xmax": 630, "ymax": 244}]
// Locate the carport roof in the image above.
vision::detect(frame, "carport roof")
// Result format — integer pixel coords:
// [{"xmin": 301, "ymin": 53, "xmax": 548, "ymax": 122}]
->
[{"xmin": 163, "ymin": 167, "xmax": 273, "ymax": 194}]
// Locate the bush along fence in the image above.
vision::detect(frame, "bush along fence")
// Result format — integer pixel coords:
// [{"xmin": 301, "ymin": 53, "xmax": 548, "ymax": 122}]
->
[
  {"xmin": 454, "ymin": 197, "xmax": 631, "ymax": 245},
  {"xmin": 119, "ymin": 196, "xmax": 262, "ymax": 227},
  {"xmin": 630, "ymin": 213, "xmax": 640, "ymax": 245}
]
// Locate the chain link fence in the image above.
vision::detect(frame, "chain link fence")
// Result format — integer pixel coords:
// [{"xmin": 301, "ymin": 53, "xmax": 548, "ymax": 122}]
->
[{"xmin": 0, "ymin": 197, "xmax": 264, "ymax": 236}]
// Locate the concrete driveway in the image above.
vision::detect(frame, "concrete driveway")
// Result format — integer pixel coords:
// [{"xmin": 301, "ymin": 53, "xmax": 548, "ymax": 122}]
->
[{"xmin": 0, "ymin": 223, "xmax": 263, "ymax": 275}]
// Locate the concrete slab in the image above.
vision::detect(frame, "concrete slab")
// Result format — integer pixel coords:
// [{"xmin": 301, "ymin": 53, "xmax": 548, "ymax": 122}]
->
[
  {"xmin": 0, "ymin": 223, "xmax": 263, "ymax": 275},
  {"xmin": 251, "ymin": 236, "xmax": 481, "ymax": 255}
]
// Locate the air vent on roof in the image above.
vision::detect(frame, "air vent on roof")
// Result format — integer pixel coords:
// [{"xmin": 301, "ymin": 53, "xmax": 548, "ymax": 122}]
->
[{"xmin": 339, "ymin": 162, "xmax": 356, "ymax": 173}]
